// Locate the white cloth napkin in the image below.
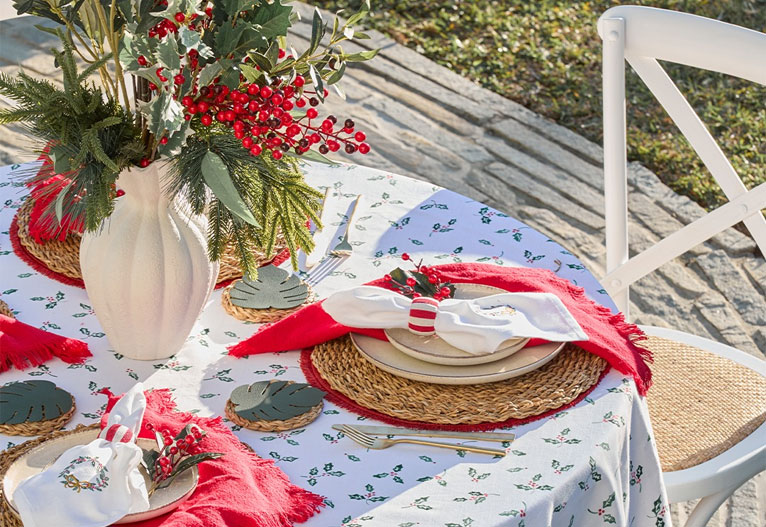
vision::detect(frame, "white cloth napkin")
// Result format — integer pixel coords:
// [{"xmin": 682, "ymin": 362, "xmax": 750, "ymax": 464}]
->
[
  {"xmin": 13, "ymin": 383, "xmax": 150, "ymax": 527},
  {"xmin": 323, "ymin": 286, "xmax": 588, "ymax": 354}
]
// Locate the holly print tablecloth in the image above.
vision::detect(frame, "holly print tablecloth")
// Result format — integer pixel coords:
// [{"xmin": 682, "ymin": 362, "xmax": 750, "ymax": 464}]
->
[{"xmin": 0, "ymin": 161, "xmax": 671, "ymax": 526}]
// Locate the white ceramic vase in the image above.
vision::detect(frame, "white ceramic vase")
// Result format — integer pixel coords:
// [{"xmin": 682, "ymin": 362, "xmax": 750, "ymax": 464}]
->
[{"xmin": 79, "ymin": 162, "xmax": 218, "ymax": 360}]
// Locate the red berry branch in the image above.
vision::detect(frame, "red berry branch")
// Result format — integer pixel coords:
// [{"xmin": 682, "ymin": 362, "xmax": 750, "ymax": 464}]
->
[
  {"xmin": 384, "ymin": 253, "xmax": 456, "ymax": 301},
  {"xmin": 142, "ymin": 423, "xmax": 223, "ymax": 495}
]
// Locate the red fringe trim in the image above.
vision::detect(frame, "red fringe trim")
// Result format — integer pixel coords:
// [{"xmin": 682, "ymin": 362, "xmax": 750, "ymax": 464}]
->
[
  {"xmin": 0, "ymin": 315, "xmax": 91, "ymax": 372},
  {"xmin": 10, "ymin": 210, "xmax": 293, "ymax": 291},
  {"xmin": 300, "ymin": 348, "xmax": 612, "ymax": 432}
]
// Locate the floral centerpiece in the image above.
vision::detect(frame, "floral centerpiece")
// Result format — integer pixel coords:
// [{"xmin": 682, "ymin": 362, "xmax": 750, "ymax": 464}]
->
[{"xmin": 0, "ymin": 0, "xmax": 377, "ymax": 359}]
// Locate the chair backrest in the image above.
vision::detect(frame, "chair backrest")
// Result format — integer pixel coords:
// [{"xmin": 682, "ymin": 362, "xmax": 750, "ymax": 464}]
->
[{"xmin": 597, "ymin": 5, "xmax": 766, "ymax": 316}]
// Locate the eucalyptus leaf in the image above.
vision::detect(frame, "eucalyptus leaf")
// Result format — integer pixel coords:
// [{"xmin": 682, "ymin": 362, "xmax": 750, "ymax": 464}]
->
[
  {"xmin": 49, "ymin": 145, "xmax": 71, "ymax": 174},
  {"xmin": 342, "ymin": 49, "xmax": 379, "ymax": 62},
  {"xmin": 326, "ymin": 62, "xmax": 346, "ymax": 85},
  {"xmin": 0, "ymin": 381, "xmax": 73, "ymax": 425},
  {"xmin": 201, "ymin": 151, "xmax": 259, "ymax": 227},
  {"xmin": 230, "ymin": 264, "xmax": 308, "ymax": 309},
  {"xmin": 308, "ymin": 8, "xmax": 324, "ymax": 56},
  {"xmin": 54, "ymin": 181, "xmax": 74, "ymax": 223},
  {"xmin": 239, "ymin": 63, "xmax": 263, "ymax": 83},
  {"xmin": 230, "ymin": 381, "xmax": 325, "ymax": 421},
  {"xmin": 308, "ymin": 64, "xmax": 324, "ymax": 102}
]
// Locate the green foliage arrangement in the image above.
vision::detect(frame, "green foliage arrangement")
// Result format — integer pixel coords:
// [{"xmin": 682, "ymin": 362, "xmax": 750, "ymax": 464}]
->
[{"xmin": 0, "ymin": 0, "xmax": 377, "ymax": 274}]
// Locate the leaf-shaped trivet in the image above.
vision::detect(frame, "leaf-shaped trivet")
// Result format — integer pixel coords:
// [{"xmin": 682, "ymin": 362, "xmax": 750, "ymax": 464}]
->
[
  {"xmin": 0, "ymin": 380, "xmax": 73, "ymax": 424},
  {"xmin": 230, "ymin": 381, "xmax": 326, "ymax": 421},
  {"xmin": 229, "ymin": 265, "xmax": 309, "ymax": 310}
]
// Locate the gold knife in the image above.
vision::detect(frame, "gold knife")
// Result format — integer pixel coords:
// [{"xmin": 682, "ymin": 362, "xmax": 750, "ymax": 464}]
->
[{"xmin": 331, "ymin": 424, "xmax": 514, "ymax": 443}]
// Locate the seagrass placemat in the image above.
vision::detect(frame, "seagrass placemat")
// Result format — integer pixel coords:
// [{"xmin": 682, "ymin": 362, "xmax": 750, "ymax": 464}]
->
[
  {"xmin": 217, "ymin": 233, "xmax": 289, "ymax": 284},
  {"xmin": 641, "ymin": 335, "xmax": 766, "ymax": 472},
  {"xmin": 15, "ymin": 199, "xmax": 82, "ymax": 281},
  {"xmin": 0, "ymin": 424, "xmax": 99, "ymax": 527},
  {"xmin": 221, "ymin": 282, "xmax": 316, "ymax": 323},
  {"xmin": 307, "ymin": 337, "xmax": 607, "ymax": 426},
  {"xmin": 0, "ymin": 299, "xmax": 12, "ymax": 318}
]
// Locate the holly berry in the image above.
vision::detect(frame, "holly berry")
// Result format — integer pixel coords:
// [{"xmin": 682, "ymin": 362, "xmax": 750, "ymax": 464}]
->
[
  {"xmin": 401, "ymin": 253, "xmax": 410, "ymax": 261},
  {"xmin": 173, "ymin": 74, "xmax": 185, "ymax": 85},
  {"xmin": 249, "ymin": 144, "xmax": 262, "ymax": 156},
  {"xmin": 293, "ymin": 75, "xmax": 305, "ymax": 87},
  {"xmin": 139, "ymin": 158, "xmax": 151, "ymax": 168},
  {"xmin": 200, "ymin": 114, "xmax": 213, "ymax": 126},
  {"xmin": 260, "ymin": 86, "xmax": 273, "ymax": 98},
  {"xmin": 406, "ymin": 277, "xmax": 416, "ymax": 287},
  {"xmin": 354, "ymin": 131, "xmax": 366, "ymax": 142},
  {"xmin": 137, "ymin": 55, "xmax": 148, "ymax": 66},
  {"xmin": 272, "ymin": 150, "xmax": 283, "ymax": 160},
  {"xmin": 358, "ymin": 143, "xmax": 371, "ymax": 154},
  {"xmin": 159, "ymin": 137, "xmax": 169, "ymax": 145}
]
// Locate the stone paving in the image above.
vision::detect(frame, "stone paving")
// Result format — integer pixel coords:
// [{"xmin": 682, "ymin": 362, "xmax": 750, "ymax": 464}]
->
[{"xmin": 0, "ymin": 6, "xmax": 764, "ymax": 525}]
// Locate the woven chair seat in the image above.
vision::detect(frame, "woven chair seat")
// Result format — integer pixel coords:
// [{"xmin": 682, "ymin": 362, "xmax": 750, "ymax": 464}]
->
[{"xmin": 642, "ymin": 335, "xmax": 766, "ymax": 472}]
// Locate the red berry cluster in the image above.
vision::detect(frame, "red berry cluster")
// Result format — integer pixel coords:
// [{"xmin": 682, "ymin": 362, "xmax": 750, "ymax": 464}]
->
[
  {"xmin": 148, "ymin": 423, "xmax": 205, "ymax": 482},
  {"xmin": 134, "ymin": 3, "xmax": 371, "ymax": 163},
  {"xmin": 181, "ymin": 78, "xmax": 371, "ymax": 160},
  {"xmin": 384, "ymin": 253, "xmax": 454, "ymax": 301}
]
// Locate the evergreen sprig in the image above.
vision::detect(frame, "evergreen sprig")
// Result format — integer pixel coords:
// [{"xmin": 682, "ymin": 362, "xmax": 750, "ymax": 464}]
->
[{"xmin": 168, "ymin": 131, "xmax": 322, "ymax": 276}]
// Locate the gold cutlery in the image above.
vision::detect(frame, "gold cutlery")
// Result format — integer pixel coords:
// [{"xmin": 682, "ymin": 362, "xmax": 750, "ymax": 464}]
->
[
  {"xmin": 331, "ymin": 424, "xmax": 515, "ymax": 443},
  {"xmin": 340, "ymin": 425, "xmax": 506, "ymax": 457}
]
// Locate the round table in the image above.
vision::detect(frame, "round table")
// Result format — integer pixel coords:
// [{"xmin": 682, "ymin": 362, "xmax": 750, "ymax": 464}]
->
[{"xmin": 0, "ymin": 161, "xmax": 671, "ymax": 526}]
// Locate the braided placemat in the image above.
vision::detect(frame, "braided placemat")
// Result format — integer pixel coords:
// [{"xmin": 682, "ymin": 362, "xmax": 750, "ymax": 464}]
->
[
  {"xmin": 217, "ymin": 234, "xmax": 289, "ymax": 284},
  {"xmin": 641, "ymin": 335, "xmax": 766, "ymax": 472},
  {"xmin": 15, "ymin": 199, "xmax": 82, "ymax": 281},
  {"xmin": 0, "ymin": 424, "xmax": 99, "ymax": 527},
  {"xmin": 221, "ymin": 282, "xmax": 316, "ymax": 323},
  {"xmin": 0, "ymin": 299, "xmax": 13, "ymax": 318},
  {"xmin": 12, "ymin": 198, "xmax": 289, "ymax": 288},
  {"xmin": 307, "ymin": 337, "xmax": 607, "ymax": 426}
]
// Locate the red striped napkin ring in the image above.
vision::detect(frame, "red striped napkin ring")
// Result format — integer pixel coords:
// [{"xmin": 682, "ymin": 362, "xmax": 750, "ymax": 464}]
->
[
  {"xmin": 98, "ymin": 423, "xmax": 134, "ymax": 443},
  {"xmin": 407, "ymin": 297, "xmax": 440, "ymax": 336}
]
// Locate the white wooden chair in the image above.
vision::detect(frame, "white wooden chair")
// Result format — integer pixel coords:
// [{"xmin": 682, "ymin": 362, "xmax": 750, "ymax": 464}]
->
[{"xmin": 598, "ymin": 6, "xmax": 766, "ymax": 527}]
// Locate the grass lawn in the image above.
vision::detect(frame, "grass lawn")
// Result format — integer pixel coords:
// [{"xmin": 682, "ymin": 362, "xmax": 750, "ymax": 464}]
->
[{"xmin": 314, "ymin": 0, "xmax": 766, "ymax": 211}]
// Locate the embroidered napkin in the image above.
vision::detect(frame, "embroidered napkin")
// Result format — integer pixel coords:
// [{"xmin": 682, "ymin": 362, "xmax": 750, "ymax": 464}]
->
[
  {"xmin": 229, "ymin": 263, "xmax": 652, "ymax": 395},
  {"xmin": 323, "ymin": 286, "xmax": 587, "ymax": 354},
  {"xmin": 13, "ymin": 384, "xmax": 149, "ymax": 527},
  {"xmin": 0, "ymin": 314, "xmax": 91, "ymax": 372},
  {"xmin": 98, "ymin": 388, "xmax": 324, "ymax": 527}
]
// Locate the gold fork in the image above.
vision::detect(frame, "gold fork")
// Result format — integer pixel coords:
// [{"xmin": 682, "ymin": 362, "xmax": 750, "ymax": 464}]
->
[{"xmin": 341, "ymin": 425, "xmax": 506, "ymax": 457}]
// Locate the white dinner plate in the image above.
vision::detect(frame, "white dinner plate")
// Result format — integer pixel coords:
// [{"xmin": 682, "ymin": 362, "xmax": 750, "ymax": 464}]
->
[
  {"xmin": 3, "ymin": 428, "xmax": 198, "ymax": 524},
  {"xmin": 350, "ymin": 333, "xmax": 566, "ymax": 385}
]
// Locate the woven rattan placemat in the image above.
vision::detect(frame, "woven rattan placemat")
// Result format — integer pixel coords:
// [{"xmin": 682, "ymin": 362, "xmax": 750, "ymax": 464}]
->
[
  {"xmin": 642, "ymin": 335, "xmax": 766, "ymax": 472},
  {"xmin": 13, "ymin": 198, "xmax": 289, "ymax": 287},
  {"xmin": 16, "ymin": 199, "xmax": 82, "ymax": 281},
  {"xmin": 307, "ymin": 337, "xmax": 607, "ymax": 426},
  {"xmin": 0, "ymin": 299, "xmax": 13, "ymax": 318},
  {"xmin": 221, "ymin": 282, "xmax": 316, "ymax": 323}
]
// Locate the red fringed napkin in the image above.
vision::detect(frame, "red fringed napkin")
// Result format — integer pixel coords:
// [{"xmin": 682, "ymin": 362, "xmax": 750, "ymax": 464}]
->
[
  {"xmin": 100, "ymin": 389, "xmax": 324, "ymax": 527},
  {"xmin": 0, "ymin": 314, "xmax": 91, "ymax": 372},
  {"xmin": 229, "ymin": 263, "xmax": 652, "ymax": 395}
]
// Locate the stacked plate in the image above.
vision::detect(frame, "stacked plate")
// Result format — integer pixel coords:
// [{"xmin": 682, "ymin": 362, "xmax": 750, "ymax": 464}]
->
[{"xmin": 350, "ymin": 284, "xmax": 565, "ymax": 385}]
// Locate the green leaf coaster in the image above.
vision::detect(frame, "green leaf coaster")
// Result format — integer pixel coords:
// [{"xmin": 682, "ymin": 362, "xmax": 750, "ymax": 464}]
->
[
  {"xmin": 229, "ymin": 265, "xmax": 309, "ymax": 310},
  {"xmin": 226, "ymin": 380, "xmax": 326, "ymax": 432},
  {"xmin": 0, "ymin": 381, "xmax": 75, "ymax": 435}
]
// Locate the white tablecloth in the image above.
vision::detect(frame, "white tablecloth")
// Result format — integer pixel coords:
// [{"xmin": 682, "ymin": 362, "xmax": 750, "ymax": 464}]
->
[{"xmin": 0, "ymin": 161, "xmax": 671, "ymax": 526}]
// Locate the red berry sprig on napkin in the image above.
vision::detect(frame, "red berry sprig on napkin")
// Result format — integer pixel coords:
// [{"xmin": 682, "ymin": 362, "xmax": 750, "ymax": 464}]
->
[
  {"xmin": 383, "ymin": 253, "xmax": 456, "ymax": 301},
  {"xmin": 142, "ymin": 423, "xmax": 223, "ymax": 495}
]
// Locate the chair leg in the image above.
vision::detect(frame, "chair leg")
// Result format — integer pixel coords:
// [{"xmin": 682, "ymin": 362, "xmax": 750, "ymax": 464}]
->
[{"xmin": 681, "ymin": 486, "xmax": 737, "ymax": 527}]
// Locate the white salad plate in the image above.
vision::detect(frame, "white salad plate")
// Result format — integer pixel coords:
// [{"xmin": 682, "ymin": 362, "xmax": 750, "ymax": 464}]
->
[
  {"xmin": 384, "ymin": 283, "xmax": 531, "ymax": 366},
  {"xmin": 351, "ymin": 332, "xmax": 566, "ymax": 385},
  {"xmin": 3, "ymin": 428, "xmax": 198, "ymax": 524}
]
